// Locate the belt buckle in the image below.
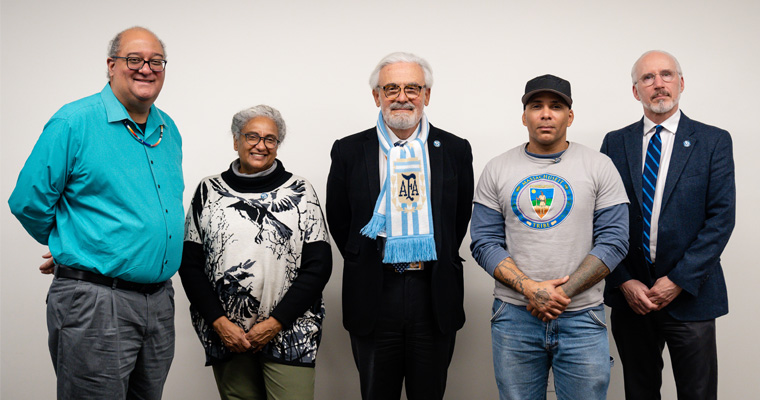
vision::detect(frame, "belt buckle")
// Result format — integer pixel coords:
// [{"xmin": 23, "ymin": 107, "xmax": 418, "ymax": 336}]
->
[{"xmin": 406, "ymin": 261, "xmax": 423, "ymax": 271}]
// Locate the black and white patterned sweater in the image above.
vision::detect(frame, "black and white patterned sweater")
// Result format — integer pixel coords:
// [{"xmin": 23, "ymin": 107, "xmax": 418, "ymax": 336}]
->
[{"xmin": 179, "ymin": 160, "xmax": 332, "ymax": 367}]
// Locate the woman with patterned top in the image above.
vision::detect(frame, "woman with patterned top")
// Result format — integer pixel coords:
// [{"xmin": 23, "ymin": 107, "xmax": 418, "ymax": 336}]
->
[{"xmin": 179, "ymin": 105, "xmax": 332, "ymax": 400}]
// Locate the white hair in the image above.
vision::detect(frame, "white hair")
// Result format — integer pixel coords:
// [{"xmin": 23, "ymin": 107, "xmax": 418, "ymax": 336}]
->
[
  {"xmin": 230, "ymin": 105, "xmax": 287, "ymax": 143},
  {"xmin": 369, "ymin": 52, "xmax": 434, "ymax": 89},
  {"xmin": 631, "ymin": 50, "xmax": 683, "ymax": 84}
]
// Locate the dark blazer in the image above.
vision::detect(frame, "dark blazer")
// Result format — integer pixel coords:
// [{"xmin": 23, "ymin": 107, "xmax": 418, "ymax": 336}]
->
[
  {"xmin": 601, "ymin": 112, "xmax": 735, "ymax": 321},
  {"xmin": 326, "ymin": 125, "xmax": 474, "ymax": 336}
]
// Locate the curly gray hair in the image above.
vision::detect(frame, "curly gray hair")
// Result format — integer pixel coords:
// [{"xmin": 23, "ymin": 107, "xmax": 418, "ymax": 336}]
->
[{"xmin": 230, "ymin": 105, "xmax": 287, "ymax": 143}]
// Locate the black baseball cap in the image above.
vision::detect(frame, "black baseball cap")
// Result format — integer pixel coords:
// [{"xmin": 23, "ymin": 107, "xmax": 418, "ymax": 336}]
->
[{"xmin": 521, "ymin": 74, "xmax": 572, "ymax": 108}]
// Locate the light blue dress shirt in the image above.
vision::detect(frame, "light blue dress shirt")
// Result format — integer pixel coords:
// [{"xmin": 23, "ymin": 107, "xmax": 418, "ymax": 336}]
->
[{"xmin": 9, "ymin": 84, "xmax": 184, "ymax": 283}]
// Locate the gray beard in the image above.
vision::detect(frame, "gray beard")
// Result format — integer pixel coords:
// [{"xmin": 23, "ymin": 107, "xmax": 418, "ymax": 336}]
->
[
  {"xmin": 643, "ymin": 92, "xmax": 680, "ymax": 114},
  {"xmin": 383, "ymin": 109, "xmax": 420, "ymax": 130},
  {"xmin": 646, "ymin": 99, "xmax": 676, "ymax": 114}
]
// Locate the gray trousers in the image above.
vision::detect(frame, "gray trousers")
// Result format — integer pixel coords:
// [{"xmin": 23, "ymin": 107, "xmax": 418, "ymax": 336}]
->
[{"xmin": 47, "ymin": 276, "xmax": 175, "ymax": 400}]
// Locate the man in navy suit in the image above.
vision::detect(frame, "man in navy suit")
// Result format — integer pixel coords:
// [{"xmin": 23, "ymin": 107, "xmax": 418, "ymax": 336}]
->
[
  {"xmin": 326, "ymin": 52, "xmax": 473, "ymax": 400},
  {"xmin": 601, "ymin": 50, "xmax": 736, "ymax": 400}
]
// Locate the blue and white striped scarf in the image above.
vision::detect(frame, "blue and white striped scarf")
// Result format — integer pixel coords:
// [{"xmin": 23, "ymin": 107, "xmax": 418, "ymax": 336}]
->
[{"xmin": 360, "ymin": 112, "xmax": 437, "ymax": 263}]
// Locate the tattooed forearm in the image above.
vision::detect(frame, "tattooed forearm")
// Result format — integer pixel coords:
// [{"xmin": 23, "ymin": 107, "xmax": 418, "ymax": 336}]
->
[
  {"xmin": 561, "ymin": 254, "xmax": 610, "ymax": 298},
  {"xmin": 494, "ymin": 257, "xmax": 531, "ymax": 295}
]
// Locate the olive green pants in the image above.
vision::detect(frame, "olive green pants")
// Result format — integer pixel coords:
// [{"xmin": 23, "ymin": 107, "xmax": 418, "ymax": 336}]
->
[{"xmin": 212, "ymin": 352, "xmax": 315, "ymax": 400}]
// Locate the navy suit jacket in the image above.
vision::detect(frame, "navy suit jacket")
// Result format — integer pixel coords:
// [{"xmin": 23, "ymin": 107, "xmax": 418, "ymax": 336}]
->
[
  {"xmin": 326, "ymin": 125, "xmax": 474, "ymax": 336},
  {"xmin": 600, "ymin": 112, "xmax": 735, "ymax": 321}
]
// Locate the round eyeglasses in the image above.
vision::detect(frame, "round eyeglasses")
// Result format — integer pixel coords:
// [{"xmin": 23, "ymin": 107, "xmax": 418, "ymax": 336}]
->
[
  {"xmin": 378, "ymin": 83, "xmax": 426, "ymax": 100},
  {"xmin": 637, "ymin": 70, "xmax": 678, "ymax": 87},
  {"xmin": 112, "ymin": 57, "xmax": 167, "ymax": 72},
  {"xmin": 243, "ymin": 133, "xmax": 280, "ymax": 149}
]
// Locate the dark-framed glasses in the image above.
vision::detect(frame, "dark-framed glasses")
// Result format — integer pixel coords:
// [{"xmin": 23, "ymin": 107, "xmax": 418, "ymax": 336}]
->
[
  {"xmin": 638, "ymin": 70, "xmax": 678, "ymax": 87},
  {"xmin": 112, "ymin": 56, "xmax": 167, "ymax": 72},
  {"xmin": 243, "ymin": 133, "xmax": 280, "ymax": 149},
  {"xmin": 379, "ymin": 83, "xmax": 426, "ymax": 100}
]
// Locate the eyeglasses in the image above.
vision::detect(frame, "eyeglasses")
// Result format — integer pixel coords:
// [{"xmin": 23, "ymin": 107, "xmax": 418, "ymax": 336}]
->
[
  {"xmin": 378, "ymin": 83, "xmax": 426, "ymax": 100},
  {"xmin": 637, "ymin": 70, "xmax": 678, "ymax": 87},
  {"xmin": 243, "ymin": 133, "xmax": 280, "ymax": 149},
  {"xmin": 112, "ymin": 56, "xmax": 167, "ymax": 72}
]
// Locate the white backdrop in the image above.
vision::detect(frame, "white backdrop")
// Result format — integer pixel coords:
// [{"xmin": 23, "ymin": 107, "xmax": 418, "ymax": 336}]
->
[{"xmin": 2, "ymin": 1, "xmax": 759, "ymax": 399}]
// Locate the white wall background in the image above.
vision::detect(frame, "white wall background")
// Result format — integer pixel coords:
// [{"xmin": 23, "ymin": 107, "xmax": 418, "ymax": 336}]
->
[{"xmin": 2, "ymin": 1, "xmax": 759, "ymax": 399}]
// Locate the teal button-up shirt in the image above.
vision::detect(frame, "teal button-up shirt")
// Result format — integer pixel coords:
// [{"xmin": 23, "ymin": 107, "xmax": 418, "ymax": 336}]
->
[{"xmin": 9, "ymin": 84, "xmax": 184, "ymax": 283}]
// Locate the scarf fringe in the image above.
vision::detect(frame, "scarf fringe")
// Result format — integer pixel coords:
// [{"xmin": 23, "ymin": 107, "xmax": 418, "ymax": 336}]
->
[
  {"xmin": 383, "ymin": 235, "xmax": 437, "ymax": 263},
  {"xmin": 360, "ymin": 213, "xmax": 386, "ymax": 239}
]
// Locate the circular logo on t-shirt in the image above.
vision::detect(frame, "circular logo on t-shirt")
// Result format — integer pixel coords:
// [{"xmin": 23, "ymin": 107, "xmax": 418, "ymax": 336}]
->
[{"xmin": 510, "ymin": 173, "xmax": 574, "ymax": 230}]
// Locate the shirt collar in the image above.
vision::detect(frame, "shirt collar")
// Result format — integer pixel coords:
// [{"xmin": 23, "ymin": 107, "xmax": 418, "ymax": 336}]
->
[
  {"xmin": 643, "ymin": 109, "xmax": 681, "ymax": 136},
  {"xmin": 100, "ymin": 83, "xmax": 166, "ymax": 137},
  {"xmin": 525, "ymin": 143, "xmax": 568, "ymax": 159},
  {"xmin": 387, "ymin": 123, "xmax": 420, "ymax": 144}
]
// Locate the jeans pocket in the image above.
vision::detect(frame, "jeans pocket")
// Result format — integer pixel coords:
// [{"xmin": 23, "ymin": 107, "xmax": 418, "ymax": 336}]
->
[
  {"xmin": 587, "ymin": 308, "xmax": 608, "ymax": 328},
  {"xmin": 490, "ymin": 300, "xmax": 508, "ymax": 323}
]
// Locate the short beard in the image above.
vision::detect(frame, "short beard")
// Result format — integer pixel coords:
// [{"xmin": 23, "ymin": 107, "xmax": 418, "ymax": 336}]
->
[
  {"xmin": 384, "ymin": 112, "xmax": 419, "ymax": 130},
  {"xmin": 644, "ymin": 98, "xmax": 678, "ymax": 114},
  {"xmin": 382, "ymin": 101, "xmax": 422, "ymax": 131},
  {"xmin": 641, "ymin": 87, "xmax": 681, "ymax": 115}
]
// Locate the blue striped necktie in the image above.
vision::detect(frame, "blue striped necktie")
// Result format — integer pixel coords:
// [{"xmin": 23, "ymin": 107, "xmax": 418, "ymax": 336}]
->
[{"xmin": 642, "ymin": 125, "xmax": 663, "ymax": 264}]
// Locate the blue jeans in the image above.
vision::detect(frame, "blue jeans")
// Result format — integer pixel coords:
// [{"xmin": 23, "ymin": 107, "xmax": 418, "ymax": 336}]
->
[{"xmin": 491, "ymin": 299, "xmax": 611, "ymax": 400}]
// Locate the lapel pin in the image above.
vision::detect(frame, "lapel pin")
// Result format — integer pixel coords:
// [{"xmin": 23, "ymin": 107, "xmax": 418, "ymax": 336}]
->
[
  {"xmin": 683, "ymin": 140, "xmax": 691, "ymax": 148},
  {"xmin": 433, "ymin": 140, "xmax": 441, "ymax": 148}
]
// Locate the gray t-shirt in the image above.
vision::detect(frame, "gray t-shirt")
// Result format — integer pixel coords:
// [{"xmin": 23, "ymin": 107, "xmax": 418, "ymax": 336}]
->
[{"xmin": 474, "ymin": 142, "xmax": 629, "ymax": 311}]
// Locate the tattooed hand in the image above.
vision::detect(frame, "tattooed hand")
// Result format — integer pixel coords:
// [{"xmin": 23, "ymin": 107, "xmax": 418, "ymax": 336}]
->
[
  {"xmin": 524, "ymin": 276, "xmax": 571, "ymax": 322},
  {"xmin": 493, "ymin": 257, "xmax": 571, "ymax": 322},
  {"xmin": 526, "ymin": 254, "xmax": 610, "ymax": 321}
]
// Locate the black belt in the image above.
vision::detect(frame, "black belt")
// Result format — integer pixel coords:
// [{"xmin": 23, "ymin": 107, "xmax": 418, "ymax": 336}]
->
[
  {"xmin": 55, "ymin": 265, "xmax": 166, "ymax": 294},
  {"xmin": 382, "ymin": 261, "xmax": 425, "ymax": 273}
]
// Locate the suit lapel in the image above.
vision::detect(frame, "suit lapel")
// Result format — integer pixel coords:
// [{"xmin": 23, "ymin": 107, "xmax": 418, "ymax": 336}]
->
[
  {"xmin": 427, "ymin": 126, "xmax": 443, "ymax": 239},
  {"xmin": 363, "ymin": 129, "xmax": 381, "ymax": 201},
  {"xmin": 625, "ymin": 119, "xmax": 645, "ymax": 208},
  {"xmin": 661, "ymin": 113, "xmax": 695, "ymax": 209}
]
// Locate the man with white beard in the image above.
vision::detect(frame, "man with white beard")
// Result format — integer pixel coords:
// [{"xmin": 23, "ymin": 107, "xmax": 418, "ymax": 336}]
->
[
  {"xmin": 601, "ymin": 50, "xmax": 736, "ymax": 400},
  {"xmin": 326, "ymin": 52, "xmax": 474, "ymax": 400}
]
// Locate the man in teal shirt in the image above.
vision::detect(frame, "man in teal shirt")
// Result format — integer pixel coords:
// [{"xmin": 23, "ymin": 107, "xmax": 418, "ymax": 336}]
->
[{"xmin": 8, "ymin": 27, "xmax": 183, "ymax": 400}]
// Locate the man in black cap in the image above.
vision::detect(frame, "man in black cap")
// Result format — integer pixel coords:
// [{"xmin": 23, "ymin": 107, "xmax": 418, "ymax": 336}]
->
[{"xmin": 470, "ymin": 74, "xmax": 630, "ymax": 399}]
